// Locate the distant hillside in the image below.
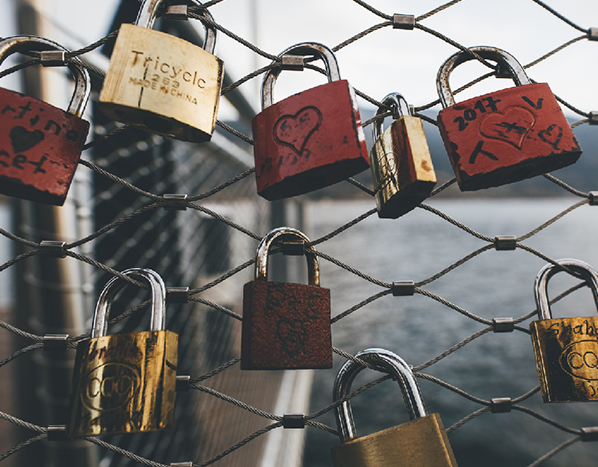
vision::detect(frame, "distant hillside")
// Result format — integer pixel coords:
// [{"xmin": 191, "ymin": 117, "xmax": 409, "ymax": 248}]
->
[{"xmin": 308, "ymin": 109, "xmax": 597, "ymax": 200}]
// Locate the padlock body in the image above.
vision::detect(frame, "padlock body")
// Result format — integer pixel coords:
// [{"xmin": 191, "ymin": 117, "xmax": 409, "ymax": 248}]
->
[
  {"xmin": 437, "ymin": 83, "xmax": 581, "ymax": 191},
  {"xmin": 0, "ymin": 88, "xmax": 89, "ymax": 205},
  {"xmin": 67, "ymin": 330, "xmax": 178, "ymax": 437},
  {"xmin": 330, "ymin": 413, "xmax": 458, "ymax": 467},
  {"xmin": 370, "ymin": 116, "xmax": 436, "ymax": 218},
  {"xmin": 252, "ymin": 79, "xmax": 369, "ymax": 200},
  {"xmin": 99, "ymin": 24, "xmax": 223, "ymax": 142},
  {"xmin": 241, "ymin": 278, "xmax": 332, "ymax": 369},
  {"xmin": 530, "ymin": 316, "xmax": 598, "ymax": 402}
]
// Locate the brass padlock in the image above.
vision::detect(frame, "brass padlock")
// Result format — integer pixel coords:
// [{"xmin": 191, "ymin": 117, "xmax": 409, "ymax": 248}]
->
[
  {"xmin": 369, "ymin": 93, "xmax": 436, "ymax": 218},
  {"xmin": 99, "ymin": 0, "xmax": 224, "ymax": 142},
  {"xmin": 331, "ymin": 348, "xmax": 458, "ymax": 467},
  {"xmin": 68, "ymin": 268, "xmax": 178, "ymax": 437},
  {"xmin": 530, "ymin": 259, "xmax": 598, "ymax": 402}
]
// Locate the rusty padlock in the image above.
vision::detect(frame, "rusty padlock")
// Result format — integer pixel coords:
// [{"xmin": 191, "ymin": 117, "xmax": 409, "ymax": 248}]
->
[
  {"xmin": 68, "ymin": 268, "xmax": 178, "ymax": 437},
  {"xmin": 0, "ymin": 36, "xmax": 90, "ymax": 205},
  {"xmin": 436, "ymin": 46, "xmax": 582, "ymax": 191},
  {"xmin": 370, "ymin": 93, "xmax": 436, "ymax": 218},
  {"xmin": 99, "ymin": 0, "xmax": 224, "ymax": 142},
  {"xmin": 252, "ymin": 42, "xmax": 369, "ymax": 200},
  {"xmin": 241, "ymin": 227, "xmax": 332, "ymax": 370},
  {"xmin": 530, "ymin": 259, "xmax": 598, "ymax": 402},
  {"xmin": 331, "ymin": 348, "xmax": 458, "ymax": 466}
]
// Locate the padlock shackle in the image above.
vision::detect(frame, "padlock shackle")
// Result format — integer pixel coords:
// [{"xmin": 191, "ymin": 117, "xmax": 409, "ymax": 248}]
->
[
  {"xmin": 261, "ymin": 42, "xmax": 341, "ymax": 110},
  {"xmin": 534, "ymin": 259, "xmax": 598, "ymax": 320},
  {"xmin": 136, "ymin": 0, "xmax": 218, "ymax": 55},
  {"xmin": 437, "ymin": 46, "xmax": 531, "ymax": 108},
  {"xmin": 255, "ymin": 227, "xmax": 320, "ymax": 286},
  {"xmin": 0, "ymin": 35, "xmax": 91, "ymax": 118},
  {"xmin": 91, "ymin": 268, "xmax": 167, "ymax": 339},
  {"xmin": 372, "ymin": 92, "xmax": 412, "ymax": 142},
  {"xmin": 333, "ymin": 348, "xmax": 427, "ymax": 443}
]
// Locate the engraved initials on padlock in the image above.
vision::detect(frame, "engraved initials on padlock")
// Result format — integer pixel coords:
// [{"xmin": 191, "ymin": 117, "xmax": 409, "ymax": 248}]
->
[
  {"xmin": 99, "ymin": 0, "xmax": 224, "ymax": 142},
  {"xmin": 0, "ymin": 36, "xmax": 90, "ymax": 205},
  {"xmin": 436, "ymin": 46, "xmax": 582, "ymax": 191},
  {"xmin": 68, "ymin": 268, "xmax": 178, "ymax": 437},
  {"xmin": 530, "ymin": 259, "xmax": 598, "ymax": 402}
]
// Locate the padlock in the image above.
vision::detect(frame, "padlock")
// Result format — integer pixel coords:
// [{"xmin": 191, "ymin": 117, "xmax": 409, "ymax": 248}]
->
[
  {"xmin": 241, "ymin": 227, "xmax": 332, "ymax": 370},
  {"xmin": 252, "ymin": 42, "xmax": 369, "ymax": 200},
  {"xmin": 99, "ymin": 0, "xmax": 224, "ymax": 142},
  {"xmin": 530, "ymin": 259, "xmax": 598, "ymax": 402},
  {"xmin": 436, "ymin": 46, "xmax": 582, "ymax": 191},
  {"xmin": 331, "ymin": 348, "xmax": 458, "ymax": 467},
  {"xmin": 68, "ymin": 268, "xmax": 178, "ymax": 437},
  {"xmin": 0, "ymin": 36, "xmax": 90, "ymax": 205},
  {"xmin": 370, "ymin": 93, "xmax": 436, "ymax": 218}
]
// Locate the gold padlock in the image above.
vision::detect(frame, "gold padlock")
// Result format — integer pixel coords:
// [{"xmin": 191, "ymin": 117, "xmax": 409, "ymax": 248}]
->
[
  {"xmin": 530, "ymin": 259, "xmax": 598, "ymax": 402},
  {"xmin": 99, "ymin": 0, "xmax": 224, "ymax": 142},
  {"xmin": 331, "ymin": 348, "xmax": 458, "ymax": 467},
  {"xmin": 67, "ymin": 268, "xmax": 178, "ymax": 437},
  {"xmin": 369, "ymin": 93, "xmax": 436, "ymax": 219}
]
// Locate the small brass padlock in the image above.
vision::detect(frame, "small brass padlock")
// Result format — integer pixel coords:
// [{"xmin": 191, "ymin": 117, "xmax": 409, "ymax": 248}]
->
[
  {"xmin": 436, "ymin": 46, "xmax": 581, "ymax": 191},
  {"xmin": 370, "ymin": 93, "xmax": 436, "ymax": 218},
  {"xmin": 331, "ymin": 348, "xmax": 458, "ymax": 467},
  {"xmin": 0, "ymin": 36, "xmax": 90, "ymax": 205},
  {"xmin": 68, "ymin": 268, "xmax": 178, "ymax": 437},
  {"xmin": 241, "ymin": 227, "xmax": 332, "ymax": 370},
  {"xmin": 99, "ymin": 0, "xmax": 224, "ymax": 142},
  {"xmin": 530, "ymin": 259, "xmax": 598, "ymax": 402}
]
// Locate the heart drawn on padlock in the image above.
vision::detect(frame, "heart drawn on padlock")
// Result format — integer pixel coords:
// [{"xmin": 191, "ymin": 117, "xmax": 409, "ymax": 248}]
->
[
  {"xmin": 273, "ymin": 106, "xmax": 322, "ymax": 155},
  {"xmin": 9, "ymin": 126, "xmax": 45, "ymax": 153},
  {"xmin": 538, "ymin": 123, "xmax": 563, "ymax": 150},
  {"xmin": 479, "ymin": 106, "xmax": 535, "ymax": 149}
]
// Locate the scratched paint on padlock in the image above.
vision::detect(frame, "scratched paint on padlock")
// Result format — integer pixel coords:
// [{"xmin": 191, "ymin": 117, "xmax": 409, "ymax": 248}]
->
[
  {"xmin": 99, "ymin": 24, "xmax": 224, "ymax": 142},
  {"xmin": 531, "ymin": 317, "xmax": 598, "ymax": 402},
  {"xmin": 437, "ymin": 83, "xmax": 582, "ymax": 191},
  {"xmin": 0, "ymin": 88, "xmax": 89, "ymax": 205},
  {"xmin": 241, "ymin": 279, "xmax": 332, "ymax": 369},
  {"xmin": 252, "ymin": 79, "xmax": 369, "ymax": 200}
]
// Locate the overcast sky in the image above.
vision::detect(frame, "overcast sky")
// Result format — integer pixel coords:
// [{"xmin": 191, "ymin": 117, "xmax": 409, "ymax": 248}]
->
[{"xmin": 2, "ymin": 0, "xmax": 596, "ymax": 120}]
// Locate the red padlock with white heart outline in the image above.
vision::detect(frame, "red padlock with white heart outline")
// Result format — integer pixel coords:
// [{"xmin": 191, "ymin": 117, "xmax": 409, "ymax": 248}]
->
[
  {"xmin": 252, "ymin": 42, "xmax": 369, "ymax": 200},
  {"xmin": 436, "ymin": 46, "xmax": 582, "ymax": 191}
]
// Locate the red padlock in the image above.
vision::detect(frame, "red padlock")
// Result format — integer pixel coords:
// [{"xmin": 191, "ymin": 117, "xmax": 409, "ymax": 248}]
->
[
  {"xmin": 252, "ymin": 42, "xmax": 369, "ymax": 200},
  {"xmin": 436, "ymin": 46, "xmax": 582, "ymax": 191},
  {"xmin": 0, "ymin": 36, "xmax": 90, "ymax": 205},
  {"xmin": 241, "ymin": 227, "xmax": 332, "ymax": 370}
]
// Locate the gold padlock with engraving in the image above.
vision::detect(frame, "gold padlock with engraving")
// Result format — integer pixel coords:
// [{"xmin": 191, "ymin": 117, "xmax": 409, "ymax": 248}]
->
[
  {"xmin": 67, "ymin": 268, "xmax": 178, "ymax": 437},
  {"xmin": 369, "ymin": 93, "xmax": 436, "ymax": 219},
  {"xmin": 99, "ymin": 0, "xmax": 224, "ymax": 142},
  {"xmin": 331, "ymin": 348, "xmax": 458, "ymax": 467},
  {"xmin": 530, "ymin": 259, "xmax": 598, "ymax": 403}
]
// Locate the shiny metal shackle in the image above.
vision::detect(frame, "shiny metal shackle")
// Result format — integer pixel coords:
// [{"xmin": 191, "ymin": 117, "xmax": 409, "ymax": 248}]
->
[
  {"xmin": 333, "ymin": 348, "xmax": 427, "ymax": 443},
  {"xmin": 261, "ymin": 42, "xmax": 341, "ymax": 110},
  {"xmin": 0, "ymin": 35, "xmax": 91, "ymax": 118},
  {"xmin": 91, "ymin": 268, "xmax": 167, "ymax": 339},
  {"xmin": 372, "ymin": 92, "xmax": 412, "ymax": 142},
  {"xmin": 534, "ymin": 259, "xmax": 598, "ymax": 321},
  {"xmin": 255, "ymin": 227, "xmax": 320, "ymax": 286},
  {"xmin": 136, "ymin": 0, "xmax": 217, "ymax": 54},
  {"xmin": 437, "ymin": 46, "xmax": 531, "ymax": 108}
]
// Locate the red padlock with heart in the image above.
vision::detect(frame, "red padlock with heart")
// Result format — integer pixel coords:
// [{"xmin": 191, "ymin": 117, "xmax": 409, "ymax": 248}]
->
[
  {"xmin": 436, "ymin": 46, "xmax": 582, "ymax": 191},
  {"xmin": 252, "ymin": 42, "xmax": 369, "ymax": 200},
  {"xmin": 0, "ymin": 36, "xmax": 90, "ymax": 205}
]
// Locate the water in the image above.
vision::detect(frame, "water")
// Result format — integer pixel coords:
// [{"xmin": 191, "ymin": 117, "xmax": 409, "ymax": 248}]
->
[{"xmin": 303, "ymin": 198, "xmax": 598, "ymax": 467}]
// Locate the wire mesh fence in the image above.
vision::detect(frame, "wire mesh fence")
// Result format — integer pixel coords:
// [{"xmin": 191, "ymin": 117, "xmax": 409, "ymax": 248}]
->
[{"xmin": 0, "ymin": 0, "xmax": 597, "ymax": 466}]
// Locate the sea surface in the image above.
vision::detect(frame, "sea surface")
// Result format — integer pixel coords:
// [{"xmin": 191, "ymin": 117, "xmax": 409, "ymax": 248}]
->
[{"xmin": 302, "ymin": 198, "xmax": 598, "ymax": 467}]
